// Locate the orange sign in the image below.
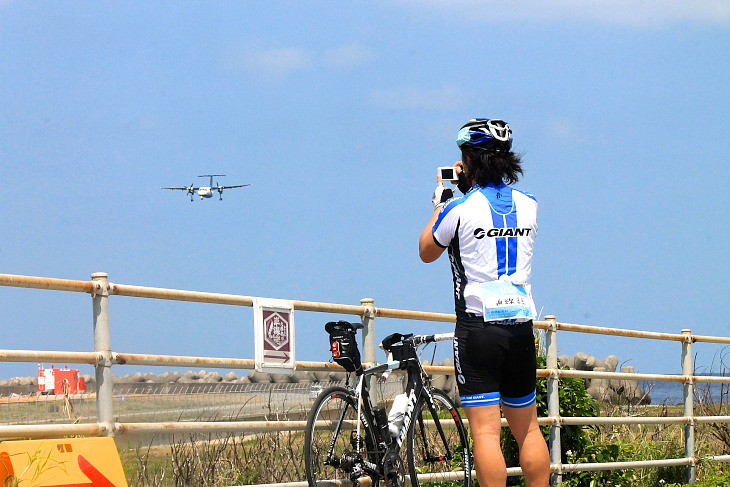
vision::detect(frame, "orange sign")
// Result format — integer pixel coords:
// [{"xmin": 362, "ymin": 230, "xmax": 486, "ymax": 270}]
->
[{"xmin": 0, "ymin": 437, "xmax": 128, "ymax": 487}]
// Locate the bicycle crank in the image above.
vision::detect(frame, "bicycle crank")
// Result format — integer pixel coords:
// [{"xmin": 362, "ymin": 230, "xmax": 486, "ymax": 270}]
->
[{"xmin": 382, "ymin": 451, "xmax": 405, "ymax": 487}]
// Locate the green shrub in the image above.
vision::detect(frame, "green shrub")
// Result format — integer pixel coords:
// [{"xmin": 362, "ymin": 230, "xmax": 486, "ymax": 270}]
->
[
  {"xmin": 664, "ymin": 462, "xmax": 730, "ymax": 486},
  {"xmin": 561, "ymin": 443, "xmax": 631, "ymax": 487},
  {"xmin": 501, "ymin": 353, "xmax": 687, "ymax": 486}
]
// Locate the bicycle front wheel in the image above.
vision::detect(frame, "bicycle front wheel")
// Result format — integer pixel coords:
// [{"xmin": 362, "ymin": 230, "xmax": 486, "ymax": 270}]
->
[
  {"xmin": 407, "ymin": 389, "xmax": 472, "ymax": 487},
  {"xmin": 304, "ymin": 386, "xmax": 380, "ymax": 487}
]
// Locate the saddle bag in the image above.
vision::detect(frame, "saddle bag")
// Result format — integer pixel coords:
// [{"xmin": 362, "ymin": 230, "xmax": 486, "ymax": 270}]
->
[{"xmin": 325, "ymin": 321, "xmax": 363, "ymax": 375}]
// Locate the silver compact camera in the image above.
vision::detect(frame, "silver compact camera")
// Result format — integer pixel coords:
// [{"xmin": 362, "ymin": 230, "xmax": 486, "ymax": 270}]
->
[{"xmin": 438, "ymin": 166, "xmax": 459, "ymax": 182}]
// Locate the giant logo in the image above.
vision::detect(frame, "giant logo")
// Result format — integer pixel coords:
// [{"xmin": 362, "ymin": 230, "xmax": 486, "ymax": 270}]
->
[
  {"xmin": 396, "ymin": 390, "xmax": 418, "ymax": 447},
  {"xmin": 487, "ymin": 228, "xmax": 531, "ymax": 237},
  {"xmin": 453, "ymin": 337, "xmax": 465, "ymax": 385},
  {"xmin": 448, "ymin": 253, "xmax": 462, "ymax": 300}
]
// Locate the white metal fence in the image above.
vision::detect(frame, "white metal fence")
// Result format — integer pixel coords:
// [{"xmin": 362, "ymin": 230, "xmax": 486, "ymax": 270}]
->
[{"xmin": 2, "ymin": 272, "xmax": 730, "ymax": 485}]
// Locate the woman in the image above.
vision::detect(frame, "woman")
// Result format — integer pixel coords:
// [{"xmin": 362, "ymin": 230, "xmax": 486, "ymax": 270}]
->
[{"xmin": 419, "ymin": 118, "xmax": 549, "ymax": 487}]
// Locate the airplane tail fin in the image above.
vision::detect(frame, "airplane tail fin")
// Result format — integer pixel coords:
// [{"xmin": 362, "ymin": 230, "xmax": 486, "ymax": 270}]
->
[{"xmin": 198, "ymin": 174, "xmax": 226, "ymax": 187}]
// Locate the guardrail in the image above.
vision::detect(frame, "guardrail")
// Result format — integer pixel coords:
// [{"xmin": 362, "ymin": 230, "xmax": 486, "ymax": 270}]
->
[{"xmin": 1, "ymin": 272, "xmax": 729, "ymax": 485}]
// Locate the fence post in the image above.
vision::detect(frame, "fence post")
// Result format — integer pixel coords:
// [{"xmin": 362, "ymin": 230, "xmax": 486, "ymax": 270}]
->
[
  {"xmin": 545, "ymin": 315, "xmax": 562, "ymax": 485},
  {"xmin": 682, "ymin": 328, "xmax": 696, "ymax": 483},
  {"xmin": 360, "ymin": 298, "xmax": 377, "ymax": 365},
  {"xmin": 91, "ymin": 272, "xmax": 114, "ymax": 436}
]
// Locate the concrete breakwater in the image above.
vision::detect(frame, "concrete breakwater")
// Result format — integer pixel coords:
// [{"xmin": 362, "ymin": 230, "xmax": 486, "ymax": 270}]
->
[
  {"xmin": 1, "ymin": 354, "xmax": 647, "ymax": 404},
  {"xmin": 0, "ymin": 369, "xmax": 350, "ymax": 397},
  {"xmin": 0, "ymin": 362, "xmax": 461, "ymax": 398},
  {"xmin": 559, "ymin": 352, "xmax": 650, "ymax": 404}
]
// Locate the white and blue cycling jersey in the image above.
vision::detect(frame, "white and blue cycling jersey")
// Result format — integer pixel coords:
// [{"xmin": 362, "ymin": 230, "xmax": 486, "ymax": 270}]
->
[{"xmin": 432, "ymin": 182, "xmax": 538, "ymax": 319}]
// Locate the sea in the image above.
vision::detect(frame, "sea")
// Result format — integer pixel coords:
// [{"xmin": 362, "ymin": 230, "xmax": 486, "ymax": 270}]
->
[
  {"xmin": 643, "ymin": 380, "xmax": 684, "ymax": 405},
  {"xmin": 641, "ymin": 376, "xmax": 728, "ymax": 405}
]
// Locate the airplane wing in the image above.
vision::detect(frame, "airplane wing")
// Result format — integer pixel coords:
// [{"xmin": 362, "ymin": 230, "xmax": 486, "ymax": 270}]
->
[
  {"xmin": 161, "ymin": 186, "xmax": 199, "ymax": 191},
  {"xmin": 216, "ymin": 184, "xmax": 252, "ymax": 190}
]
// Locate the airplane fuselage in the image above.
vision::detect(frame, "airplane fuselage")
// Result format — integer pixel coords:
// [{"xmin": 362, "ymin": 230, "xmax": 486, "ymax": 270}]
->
[{"xmin": 198, "ymin": 187, "xmax": 214, "ymax": 198}]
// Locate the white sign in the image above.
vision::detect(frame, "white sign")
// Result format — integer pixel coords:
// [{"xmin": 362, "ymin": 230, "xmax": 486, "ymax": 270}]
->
[{"xmin": 253, "ymin": 298, "xmax": 296, "ymax": 374}]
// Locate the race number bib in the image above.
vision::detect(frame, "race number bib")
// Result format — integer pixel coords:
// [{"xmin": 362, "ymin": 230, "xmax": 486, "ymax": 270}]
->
[{"xmin": 480, "ymin": 281, "xmax": 536, "ymax": 323}]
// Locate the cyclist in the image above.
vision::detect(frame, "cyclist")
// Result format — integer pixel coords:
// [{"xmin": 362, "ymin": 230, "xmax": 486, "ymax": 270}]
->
[{"xmin": 419, "ymin": 118, "xmax": 549, "ymax": 487}]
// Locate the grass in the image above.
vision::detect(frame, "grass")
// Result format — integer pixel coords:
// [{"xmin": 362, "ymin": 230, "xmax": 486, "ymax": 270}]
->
[
  {"xmin": 121, "ymin": 430, "xmax": 309, "ymax": 487},
  {"xmin": 554, "ymin": 401, "xmax": 730, "ymax": 486},
  {"xmin": 6, "ymin": 386, "xmax": 730, "ymax": 485},
  {"xmin": 112, "ymin": 401, "xmax": 730, "ymax": 487}
]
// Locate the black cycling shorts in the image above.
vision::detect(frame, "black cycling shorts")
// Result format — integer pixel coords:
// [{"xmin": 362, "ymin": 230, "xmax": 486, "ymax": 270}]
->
[{"xmin": 452, "ymin": 317, "xmax": 537, "ymax": 408}]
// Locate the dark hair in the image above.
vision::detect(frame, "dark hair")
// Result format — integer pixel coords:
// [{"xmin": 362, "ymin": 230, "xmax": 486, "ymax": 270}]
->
[{"xmin": 460, "ymin": 147, "xmax": 524, "ymax": 186}]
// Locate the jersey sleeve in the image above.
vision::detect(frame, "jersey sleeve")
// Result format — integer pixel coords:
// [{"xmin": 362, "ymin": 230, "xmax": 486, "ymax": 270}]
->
[{"xmin": 432, "ymin": 201, "xmax": 459, "ymax": 248}]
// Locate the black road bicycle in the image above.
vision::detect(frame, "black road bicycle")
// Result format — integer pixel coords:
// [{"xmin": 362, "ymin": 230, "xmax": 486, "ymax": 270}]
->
[{"xmin": 304, "ymin": 321, "xmax": 472, "ymax": 487}]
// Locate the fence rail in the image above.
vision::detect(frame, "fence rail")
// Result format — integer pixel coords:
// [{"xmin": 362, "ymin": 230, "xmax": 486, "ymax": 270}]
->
[{"xmin": 2, "ymin": 272, "xmax": 729, "ymax": 485}]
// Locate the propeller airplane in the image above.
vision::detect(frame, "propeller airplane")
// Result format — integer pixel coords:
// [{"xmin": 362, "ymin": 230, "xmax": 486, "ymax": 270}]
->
[{"xmin": 161, "ymin": 174, "xmax": 251, "ymax": 201}]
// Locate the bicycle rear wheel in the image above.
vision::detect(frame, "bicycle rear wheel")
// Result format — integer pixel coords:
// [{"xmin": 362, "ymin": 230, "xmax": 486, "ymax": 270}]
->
[
  {"xmin": 305, "ymin": 386, "xmax": 380, "ymax": 487},
  {"xmin": 407, "ymin": 389, "xmax": 472, "ymax": 487}
]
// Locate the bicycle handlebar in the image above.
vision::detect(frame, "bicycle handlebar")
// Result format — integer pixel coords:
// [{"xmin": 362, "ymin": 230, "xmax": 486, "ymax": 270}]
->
[
  {"xmin": 371, "ymin": 332, "xmax": 455, "ymax": 382},
  {"xmin": 411, "ymin": 332, "xmax": 454, "ymax": 347},
  {"xmin": 380, "ymin": 332, "xmax": 454, "ymax": 350}
]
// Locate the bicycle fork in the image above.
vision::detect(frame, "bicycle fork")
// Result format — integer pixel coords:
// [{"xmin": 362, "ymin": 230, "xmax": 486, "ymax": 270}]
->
[{"xmin": 417, "ymin": 392, "xmax": 456, "ymax": 464}]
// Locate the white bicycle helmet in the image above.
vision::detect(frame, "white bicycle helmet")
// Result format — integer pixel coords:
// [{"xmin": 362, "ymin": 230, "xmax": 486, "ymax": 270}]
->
[{"xmin": 457, "ymin": 118, "xmax": 513, "ymax": 153}]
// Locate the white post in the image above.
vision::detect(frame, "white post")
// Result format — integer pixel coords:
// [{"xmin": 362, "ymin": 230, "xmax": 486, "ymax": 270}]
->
[
  {"xmin": 91, "ymin": 272, "xmax": 114, "ymax": 436},
  {"xmin": 360, "ymin": 298, "xmax": 377, "ymax": 365},
  {"xmin": 546, "ymin": 315, "xmax": 562, "ymax": 485},
  {"xmin": 682, "ymin": 328, "xmax": 696, "ymax": 483}
]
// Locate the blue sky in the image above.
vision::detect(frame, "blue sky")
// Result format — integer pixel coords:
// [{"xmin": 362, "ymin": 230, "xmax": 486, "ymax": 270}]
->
[{"xmin": 1, "ymin": 1, "xmax": 729, "ymax": 380}]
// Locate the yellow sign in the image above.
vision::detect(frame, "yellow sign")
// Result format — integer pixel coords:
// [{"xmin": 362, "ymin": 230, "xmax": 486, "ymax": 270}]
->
[{"xmin": 0, "ymin": 437, "xmax": 128, "ymax": 487}]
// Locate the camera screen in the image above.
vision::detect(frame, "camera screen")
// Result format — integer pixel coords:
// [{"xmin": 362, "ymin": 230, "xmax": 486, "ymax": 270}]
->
[{"xmin": 440, "ymin": 168, "xmax": 455, "ymax": 179}]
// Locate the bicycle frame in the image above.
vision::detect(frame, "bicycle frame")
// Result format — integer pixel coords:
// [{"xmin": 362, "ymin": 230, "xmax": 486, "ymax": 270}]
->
[
  {"xmin": 308, "ymin": 329, "xmax": 468, "ymax": 487},
  {"xmin": 349, "ymin": 342, "xmax": 456, "ymax": 468}
]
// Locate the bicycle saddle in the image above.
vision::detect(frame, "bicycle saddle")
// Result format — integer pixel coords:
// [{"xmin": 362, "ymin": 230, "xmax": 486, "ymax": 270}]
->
[{"xmin": 324, "ymin": 320, "xmax": 364, "ymax": 333}]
